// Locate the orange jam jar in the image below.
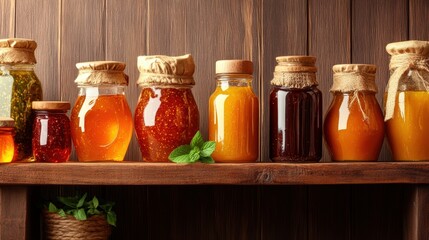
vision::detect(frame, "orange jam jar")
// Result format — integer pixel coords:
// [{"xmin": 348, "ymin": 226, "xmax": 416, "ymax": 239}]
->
[
  {"xmin": 324, "ymin": 64, "xmax": 384, "ymax": 161},
  {"xmin": 135, "ymin": 54, "xmax": 199, "ymax": 162},
  {"xmin": 385, "ymin": 41, "xmax": 429, "ymax": 161},
  {"xmin": 0, "ymin": 117, "xmax": 15, "ymax": 162},
  {"xmin": 209, "ymin": 60, "xmax": 259, "ymax": 162},
  {"xmin": 70, "ymin": 61, "xmax": 133, "ymax": 161}
]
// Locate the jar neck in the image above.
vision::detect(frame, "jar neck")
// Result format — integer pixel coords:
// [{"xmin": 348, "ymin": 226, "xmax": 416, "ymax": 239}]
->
[
  {"xmin": 78, "ymin": 86, "xmax": 126, "ymax": 96},
  {"xmin": 0, "ymin": 64, "xmax": 35, "ymax": 71},
  {"xmin": 139, "ymin": 84, "xmax": 193, "ymax": 89},
  {"xmin": 332, "ymin": 91, "xmax": 376, "ymax": 96},
  {"xmin": 0, "ymin": 128, "xmax": 14, "ymax": 134},
  {"xmin": 216, "ymin": 73, "xmax": 253, "ymax": 87},
  {"xmin": 34, "ymin": 110, "xmax": 68, "ymax": 114}
]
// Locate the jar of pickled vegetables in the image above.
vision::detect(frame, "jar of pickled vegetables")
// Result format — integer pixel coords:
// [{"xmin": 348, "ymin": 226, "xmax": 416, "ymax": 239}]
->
[
  {"xmin": 70, "ymin": 61, "xmax": 133, "ymax": 161},
  {"xmin": 269, "ymin": 56, "xmax": 322, "ymax": 162},
  {"xmin": 135, "ymin": 54, "xmax": 199, "ymax": 162},
  {"xmin": 324, "ymin": 64, "xmax": 384, "ymax": 161},
  {"xmin": 385, "ymin": 40, "xmax": 429, "ymax": 161},
  {"xmin": 32, "ymin": 101, "xmax": 71, "ymax": 163},
  {"xmin": 209, "ymin": 60, "xmax": 259, "ymax": 162},
  {"xmin": 0, "ymin": 117, "xmax": 15, "ymax": 163},
  {"xmin": 0, "ymin": 38, "xmax": 43, "ymax": 161}
]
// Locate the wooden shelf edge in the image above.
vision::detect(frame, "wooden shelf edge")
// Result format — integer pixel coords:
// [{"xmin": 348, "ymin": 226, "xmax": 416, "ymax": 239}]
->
[{"xmin": 0, "ymin": 162, "xmax": 428, "ymax": 185}]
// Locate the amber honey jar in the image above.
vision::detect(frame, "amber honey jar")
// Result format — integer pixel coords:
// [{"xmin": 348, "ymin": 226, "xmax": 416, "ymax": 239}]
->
[
  {"xmin": 135, "ymin": 54, "xmax": 199, "ymax": 162},
  {"xmin": 0, "ymin": 38, "xmax": 43, "ymax": 161},
  {"xmin": 385, "ymin": 40, "xmax": 429, "ymax": 161},
  {"xmin": 324, "ymin": 64, "xmax": 384, "ymax": 161},
  {"xmin": 269, "ymin": 56, "xmax": 322, "ymax": 162},
  {"xmin": 32, "ymin": 101, "xmax": 71, "ymax": 163},
  {"xmin": 0, "ymin": 117, "xmax": 15, "ymax": 163},
  {"xmin": 70, "ymin": 61, "xmax": 133, "ymax": 161}
]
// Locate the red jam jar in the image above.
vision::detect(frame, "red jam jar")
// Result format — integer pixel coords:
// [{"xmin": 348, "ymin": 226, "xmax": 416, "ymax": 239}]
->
[
  {"xmin": 135, "ymin": 54, "xmax": 199, "ymax": 162},
  {"xmin": 32, "ymin": 101, "xmax": 71, "ymax": 163},
  {"xmin": 0, "ymin": 117, "xmax": 15, "ymax": 163}
]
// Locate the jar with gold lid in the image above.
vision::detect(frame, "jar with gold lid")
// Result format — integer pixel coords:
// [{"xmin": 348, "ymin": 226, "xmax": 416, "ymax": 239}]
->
[{"xmin": 0, "ymin": 117, "xmax": 15, "ymax": 163}]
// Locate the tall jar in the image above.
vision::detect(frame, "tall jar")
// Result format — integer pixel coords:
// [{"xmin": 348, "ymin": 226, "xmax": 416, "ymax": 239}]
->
[
  {"xmin": 385, "ymin": 40, "xmax": 429, "ymax": 161},
  {"xmin": 70, "ymin": 61, "xmax": 133, "ymax": 161},
  {"xmin": 324, "ymin": 64, "xmax": 384, "ymax": 161},
  {"xmin": 269, "ymin": 56, "xmax": 322, "ymax": 162},
  {"xmin": 209, "ymin": 60, "xmax": 259, "ymax": 162},
  {"xmin": 0, "ymin": 38, "xmax": 43, "ymax": 161},
  {"xmin": 135, "ymin": 54, "xmax": 199, "ymax": 162},
  {"xmin": 32, "ymin": 101, "xmax": 71, "ymax": 163},
  {"xmin": 0, "ymin": 117, "xmax": 15, "ymax": 163}
]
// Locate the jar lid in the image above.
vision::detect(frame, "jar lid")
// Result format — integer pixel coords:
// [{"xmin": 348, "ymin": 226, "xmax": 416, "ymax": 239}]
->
[
  {"xmin": 32, "ymin": 101, "xmax": 71, "ymax": 110},
  {"xmin": 332, "ymin": 64, "xmax": 376, "ymax": 74},
  {"xmin": 386, "ymin": 40, "xmax": 429, "ymax": 56},
  {"xmin": 0, "ymin": 117, "xmax": 14, "ymax": 128},
  {"xmin": 331, "ymin": 64, "xmax": 377, "ymax": 93},
  {"xmin": 275, "ymin": 56, "xmax": 317, "ymax": 73},
  {"xmin": 0, "ymin": 38, "xmax": 37, "ymax": 64},
  {"xmin": 137, "ymin": 54, "xmax": 195, "ymax": 86},
  {"xmin": 75, "ymin": 61, "xmax": 129, "ymax": 86},
  {"xmin": 215, "ymin": 60, "xmax": 253, "ymax": 74}
]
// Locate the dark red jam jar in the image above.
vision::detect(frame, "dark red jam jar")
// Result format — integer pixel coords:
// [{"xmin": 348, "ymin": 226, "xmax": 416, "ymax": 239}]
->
[{"xmin": 32, "ymin": 101, "xmax": 71, "ymax": 162}]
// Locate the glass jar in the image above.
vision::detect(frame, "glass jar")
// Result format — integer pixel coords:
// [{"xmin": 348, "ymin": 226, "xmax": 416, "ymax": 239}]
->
[
  {"xmin": 209, "ymin": 60, "xmax": 259, "ymax": 162},
  {"xmin": 70, "ymin": 61, "xmax": 133, "ymax": 161},
  {"xmin": 324, "ymin": 64, "xmax": 384, "ymax": 161},
  {"xmin": 0, "ymin": 38, "xmax": 43, "ymax": 161},
  {"xmin": 385, "ymin": 40, "xmax": 429, "ymax": 161},
  {"xmin": 269, "ymin": 56, "xmax": 322, "ymax": 162},
  {"xmin": 135, "ymin": 54, "xmax": 199, "ymax": 162},
  {"xmin": 0, "ymin": 117, "xmax": 15, "ymax": 163},
  {"xmin": 32, "ymin": 101, "xmax": 71, "ymax": 163}
]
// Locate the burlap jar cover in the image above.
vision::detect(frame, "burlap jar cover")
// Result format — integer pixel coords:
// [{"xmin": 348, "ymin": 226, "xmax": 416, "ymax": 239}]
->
[
  {"xmin": 0, "ymin": 38, "xmax": 37, "ymax": 64},
  {"xmin": 385, "ymin": 40, "xmax": 429, "ymax": 121},
  {"xmin": 331, "ymin": 64, "xmax": 378, "ymax": 121},
  {"xmin": 137, "ymin": 54, "xmax": 195, "ymax": 86},
  {"xmin": 75, "ymin": 61, "xmax": 129, "ymax": 86},
  {"xmin": 271, "ymin": 56, "xmax": 318, "ymax": 88}
]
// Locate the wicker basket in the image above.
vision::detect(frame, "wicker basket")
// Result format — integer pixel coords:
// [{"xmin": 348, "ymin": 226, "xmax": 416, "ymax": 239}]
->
[{"xmin": 43, "ymin": 211, "xmax": 111, "ymax": 240}]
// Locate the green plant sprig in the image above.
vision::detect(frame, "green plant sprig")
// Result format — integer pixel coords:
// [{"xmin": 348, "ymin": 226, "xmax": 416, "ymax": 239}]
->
[
  {"xmin": 47, "ymin": 193, "xmax": 117, "ymax": 227},
  {"xmin": 169, "ymin": 131, "xmax": 216, "ymax": 164}
]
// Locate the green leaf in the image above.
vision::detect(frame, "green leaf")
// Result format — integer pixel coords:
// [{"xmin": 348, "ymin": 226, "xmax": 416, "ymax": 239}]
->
[
  {"xmin": 170, "ymin": 154, "xmax": 191, "ymax": 163},
  {"xmin": 48, "ymin": 202, "xmax": 58, "ymax": 212},
  {"xmin": 200, "ymin": 141, "xmax": 216, "ymax": 157},
  {"xmin": 58, "ymin": 196, "xmax": 78, "ymax": 208},
  {"xmin": 189, "ymin": 147, "xmax": 200, "ymax": 163},
  {"xmin": 107, "ymin": 211, "xmax": 117, "ymax": 227},
  {"xmin": 57, "ymin": 209, "xmax": 66, "ymax": 217},
  {"xmin": 76, "ymin": 193, "xmax": 87, "ymax": 208},
  {"xmin": 74, "ymin": 208, "xmax": 87, "ymax": 221},
  {"xmin": 169, "ymin": 145, "xmax": 191, "ymax": 160},
  {"xmin": 200, "ymin": 156, "xmax": 215, "ymax": 164},
  {"xmin": 92, "ymin": 196, "xmax": 99, "ymax": 209},
  {"xmin": 190, "ymin": 131, "xmax": 204, "ymax": 148}
]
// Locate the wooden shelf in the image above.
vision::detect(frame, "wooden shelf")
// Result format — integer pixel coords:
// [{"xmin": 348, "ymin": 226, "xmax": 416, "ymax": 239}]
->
[{"xmin": 1, "ymin": 162, "xmax": 429, "ymax": 185}]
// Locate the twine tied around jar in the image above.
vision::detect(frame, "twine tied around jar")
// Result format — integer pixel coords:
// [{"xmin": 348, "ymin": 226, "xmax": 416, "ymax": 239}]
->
[{"xmin": 385, "ymin": 53, "xmax": 429, "ymax": 121}]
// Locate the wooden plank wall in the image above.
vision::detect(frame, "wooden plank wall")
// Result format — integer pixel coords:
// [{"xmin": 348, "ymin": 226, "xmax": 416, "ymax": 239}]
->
[{"xmin": 1, "ymin": 0, "xmax": 429, "ymax": 239}]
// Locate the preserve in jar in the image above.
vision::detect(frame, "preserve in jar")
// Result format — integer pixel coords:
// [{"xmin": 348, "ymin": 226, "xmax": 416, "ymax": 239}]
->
[
  {"xmin": 32, "ymin": 101, "xmax": 71, "ymax": 163},
  {"xmin": 135, "ymin": 54, "xmax": 199, "ymax": 162},
  {"xmin": 209, "ymin": 60, "xmax": 259, "ymax": 162},
  {"xmin": 385, "ymin": 40, "xmax": 429, "ymax": 161},
  {"xmin": 0, "ymin": 117, "xmax": 15, "ymax": 163},
  {"xmin": 324, "ymin": 64, "xmax": 384, "ymax": 161},
  {"xmin": 0, "ymin": 38, "xmax": 43, "ymax": 161},
  {"xmin": 269, "ymin": 56, "xmax": 322, "ymax": 162},
  {"xmin": 70, "ymin": 61, "xmax": 133, "ymax": 161}
]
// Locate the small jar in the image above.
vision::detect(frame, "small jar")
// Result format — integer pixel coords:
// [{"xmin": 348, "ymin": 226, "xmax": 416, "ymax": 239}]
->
[
  {"xmin": 324, "ymin": 64, "xmax": 384, "ymax": 161},
  {"xmin": 209, "ymin": 60, "xmax": 259, "ymax": 162},
  {"xmin": 0, "ymin": 117, "xmax": 15, "ymax": 163},
  {"xmin": 269, "ymin": 56, "xmax": 322, "ymax": 162},
  {"xmin": 385, "ymin": 40, "xmax": 429, "ymax": 161},
  {"xmin": 0, "ymin": 38, "xmax": 43, "ymax": 161},
  {"xmin": 135, "ymin": 54, "xmax": 199, "ymax": 162},
  {"xmin": 32, "ymin": 101, "xmax": 71, "ymax": 163},
  {"xmin": 70, "ymin": 61, "xmax": 133, "ymax": 161}
]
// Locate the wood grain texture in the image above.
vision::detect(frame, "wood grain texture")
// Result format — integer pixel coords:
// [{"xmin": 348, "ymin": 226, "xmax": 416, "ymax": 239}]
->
[
  {"xmin": 409, "ymin": 0, "xmax": 429, "ymax": 40},
  {"xmin": 404, "ymin": 185, "xmax": 429, "ymax": 240},
  {"xmin": 15, "ymin": 0, "xmax": 60, "ymax": 101},
  {"xmin": 261, "ymin": 0, "xmax": 308, "ymax": 161},
  {"xmin": 0, "ymin": 186, "xmax": 28, "ymax": 240},
  {"xmin": 352, "ymin": 0, "xmax": 408, "ymax": 162},
  {"xmin": 0, "ymin": 0, "xmax": 14, "ymax": 38},
  {"xmin": 106, "ymin": 0, "xmax": 147, "ymax": 161}
]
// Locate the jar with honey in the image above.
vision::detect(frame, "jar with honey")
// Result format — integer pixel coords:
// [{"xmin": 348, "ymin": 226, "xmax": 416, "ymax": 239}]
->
[
  {"xmin": 324, "ymin": 64, "xmax": 384, "ymax": 161},
  {"xmin": 269, "ymin": 56, "xmax": 322, "ymax": 162},
  {"xmin": 135, "ymin": 54, "xmax": 199, "ymax": 162},
  {"xmin": 0, "ymin": 117, "xmax": 15, "ymax": 163},
  {"xmin": 209, "ymin": 60, "xmax": 259, "ymax": 162},
  {"xmin": 385, "ymin": 40, "xmax": 429, "ymax": 161},
  {"xmin": 70, "ymin": 61, "xmax": 133, "ymax": 161}
]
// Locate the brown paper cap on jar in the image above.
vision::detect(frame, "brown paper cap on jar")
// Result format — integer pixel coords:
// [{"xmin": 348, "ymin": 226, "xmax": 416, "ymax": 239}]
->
[
  {"xmin": 216, "ymin": 60, "xmax": 253, "ymax": 74},
  {"xmin": 32, "ymin": 101, "xmax": 71, "ymax": 110},
  {"xmin": 75, "ymin": 61, "xmax": 128, "ymax": 86},
  {"xmin": 137, "ymin": 54, "xmax": 195, "ymax": 86},
  {"xmin": 0, "ymin": 117, "xmax": 14, "ymax": 128},
  {"xmin": 386, "ymin": 40, "xmax": 429, "ymax": 56},
  {"xmin": 0, "ymin": 38, "xmax": 37, "ymax": 64},
  {"xmin": 275, "ymin": 56, "xmax": 317, "ymax": 73}
]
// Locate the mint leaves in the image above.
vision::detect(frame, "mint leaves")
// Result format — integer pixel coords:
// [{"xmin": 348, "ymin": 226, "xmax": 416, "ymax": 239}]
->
[{"xmin": 169, "ymin": 131, "xmax": 216, "ymax": 164}]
